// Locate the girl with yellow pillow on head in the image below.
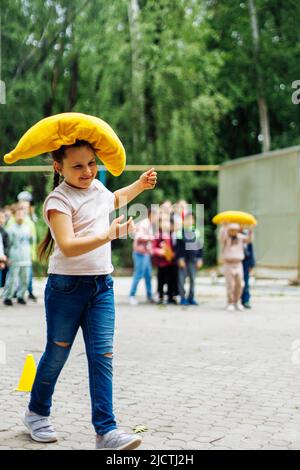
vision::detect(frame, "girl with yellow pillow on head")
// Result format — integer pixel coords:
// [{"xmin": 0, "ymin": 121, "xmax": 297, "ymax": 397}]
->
[{"xmin": 4, "ymin": 114, "xmax": 157, "ymax": 450}]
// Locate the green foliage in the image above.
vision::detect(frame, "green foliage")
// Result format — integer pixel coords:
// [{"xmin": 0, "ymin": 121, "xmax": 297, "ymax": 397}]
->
[{"xmin": 206, "ymin": 0, "xmax": 300, "ymax": 158}]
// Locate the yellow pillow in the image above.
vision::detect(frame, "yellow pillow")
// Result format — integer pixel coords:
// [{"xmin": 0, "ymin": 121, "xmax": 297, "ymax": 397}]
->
[
  {"xmin": 3, "ymin": 112, "xmax": 126, "ymax": 176},
  {"xmin": 212, "ymin": 211, "xmax": 257, "ymax": 226}
]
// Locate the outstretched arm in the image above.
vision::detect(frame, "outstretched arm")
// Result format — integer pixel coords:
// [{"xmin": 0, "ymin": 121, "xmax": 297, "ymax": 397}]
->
[
  {"xmin": 114, "ymin": 168, "xmax": 157, "ymax": 209},
  {"xmin": 48, "ymin": 211, "xmax": 135, "ymax": 257}
]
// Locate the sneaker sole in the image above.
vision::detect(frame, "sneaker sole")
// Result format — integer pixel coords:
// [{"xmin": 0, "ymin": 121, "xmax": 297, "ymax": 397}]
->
[
  {"xmin": 22, "ymin": 413, "xmax": 58, "ymax": 443},
  {"xmin": 117, "ymin": 437, "xmax": 142, "ymax": 450},
  {"xmin": 97, "ymin": 437, "xmax": 142, "ymax": 450}
]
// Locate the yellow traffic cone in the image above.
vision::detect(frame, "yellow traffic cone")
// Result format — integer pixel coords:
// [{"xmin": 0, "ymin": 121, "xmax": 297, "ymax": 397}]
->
[{"xmin": 15, "ymin": 354, "xmax": 37, "ymax": 392}]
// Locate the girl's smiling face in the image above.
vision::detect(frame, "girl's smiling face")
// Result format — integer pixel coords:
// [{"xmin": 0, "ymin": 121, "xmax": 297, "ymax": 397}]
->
[{"xmin": 54, "ymin": 144, "xmax": 98, "ymax": 189}]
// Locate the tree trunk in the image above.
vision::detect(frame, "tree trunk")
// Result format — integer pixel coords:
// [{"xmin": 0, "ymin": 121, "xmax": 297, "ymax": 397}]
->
[
  {"xmin": 67, "ymin": 54, "xmax": 79, "ymax": 111},
  {"xmin": 44, "ymin": 5, "xmax": 72, "ymax": 116},
  {"xmin": 248, "ymin": 0, "xmax": 271, "ymax": 152},
  {"xmin": 127, "ymin": 0, "xmax": 145, "ymax": 157}
]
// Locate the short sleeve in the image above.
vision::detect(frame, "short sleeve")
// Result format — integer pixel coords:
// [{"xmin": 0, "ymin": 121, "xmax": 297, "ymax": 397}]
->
[
  {"xmin": 43, "ymin": 195, "xmax": 72, "ymax": 227},
  {"xmin": 106, "ymin": 190, "xmax": 115, "ymax": 213},
  {"xmin": 94, "ymin": 179, "xmax": 115, "ymax": 213}
]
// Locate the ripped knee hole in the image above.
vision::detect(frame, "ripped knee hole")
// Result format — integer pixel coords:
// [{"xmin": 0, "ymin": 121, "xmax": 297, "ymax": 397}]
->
[{"xmin": 54, "ymin": 341, "xmax": 71, "ymax": 348}]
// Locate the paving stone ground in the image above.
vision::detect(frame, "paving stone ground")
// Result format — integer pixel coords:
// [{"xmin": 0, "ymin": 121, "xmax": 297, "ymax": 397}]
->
[{"xmin": 1, "ymin": 276, "xmax": 300, "ymax": 450}]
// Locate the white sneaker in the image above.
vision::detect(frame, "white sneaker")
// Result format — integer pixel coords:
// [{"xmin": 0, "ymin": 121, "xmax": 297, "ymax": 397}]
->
[
  {"xmin": 235, "ymin": 302, "xmax": 244, "ymax": 311},
  {"xmin": 96, "ymin": 428, "xmax": 142, "ymax": 450},
  {"xmin": 129, "ymin": 296, "xmax": 139, "ymax": 306},
  {"xmin": 226, "ymin": 304, "xmax": 235, "ymax": 312},
  {"xmin": 22, "ymin": 409, "xmax": 58, "ymax": 443}
]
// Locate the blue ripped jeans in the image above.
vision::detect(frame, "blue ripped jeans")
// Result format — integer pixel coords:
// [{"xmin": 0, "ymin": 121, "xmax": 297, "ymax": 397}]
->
[
  {"xmin": 129, "ymin": 252, "xmax": 152, "ymax": 299},
  {"xmin": 28, "ymin": 273, "xmax": 117, "ymax": 436}
]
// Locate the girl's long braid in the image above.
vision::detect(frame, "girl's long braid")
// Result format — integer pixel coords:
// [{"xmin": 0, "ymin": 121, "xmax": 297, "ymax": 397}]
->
[
  {"xmin": 37, "ymin": 171, "xmax": 61, "ymax": 262},
  {"xmin": 53, "ymin": 170, "xmax": 60, "ymax": 189}
]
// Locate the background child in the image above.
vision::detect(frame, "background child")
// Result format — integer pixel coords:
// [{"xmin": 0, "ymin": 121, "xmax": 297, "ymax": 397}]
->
[
  {"xmin": 175, "ymin": 211, "xmax": 203, "ymax": 306},
  {"xmin": 0, "ymin": 231, "xmax": 7, "ymax": 274},
  {"xmin": 17, "ymin": 192, "xmax": 38, "ymax": 301},
  {"xmin": 129, "ymin": 207, "xmax": 155, "ymax": 305},
  {"xmin": 3, "ymin": 205, "xmax": 32, "ymax": 306},
  {"xmin": 6, "ymin": 192, "xmax": 38, "ymax": 301},
  {"xmin": 22, "ymin": 140, "xmax": 157, "ymax": 451},
  {"xmin": 152, "ymin": 213, "xmax": 177, "ymax": 304},
  {"xmin": 220, "ymin": 223, "xmax": 253, "ymax": 311},
  {"xmin": 0, "ymin": 208, "xmax": 10, "ymax": 289},
  {"xmin": 241, "ymin": 226, "xmax": 256, "ymax": 309}
]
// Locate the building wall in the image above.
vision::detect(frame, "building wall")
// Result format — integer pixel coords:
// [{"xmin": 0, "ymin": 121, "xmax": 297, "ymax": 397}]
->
[{"xmin": 218, "ymin": 146, "xmax": 300, "ymax": 278}]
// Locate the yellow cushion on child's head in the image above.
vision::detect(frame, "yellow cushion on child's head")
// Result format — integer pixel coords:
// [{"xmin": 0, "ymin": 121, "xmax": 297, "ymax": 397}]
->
[
  {"xmin": 212, "ymin": 211, "xmax": 257, "ymax": 226},
  {"xmin": 3, "ymin": 113, "xmax": 126, "ymax": 176}
]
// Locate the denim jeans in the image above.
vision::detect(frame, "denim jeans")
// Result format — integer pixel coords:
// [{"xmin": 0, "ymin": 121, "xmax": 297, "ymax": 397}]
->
[
  {"xmin": 129, "ymin": 252, "xmax": 152, "ymax": 298},
  {"xmin": 178, "ymin": 259, "xmax": 197, "ymax": 301},
  {"xmin": 14, "ymin": 265, "xmax": 33, "ymax": 296},
  {"xmin": 241, "ymin": 261, "xmax": 250, "ymax": 304},
  {"xmin": 28, "ymin": 265, "xmax": 33, "ymax": 295},
  {"xmin": 0, "ymin": 266, "xmax": 8, "ymax": 287},
  {"xmin": 29, "ymin": 273, "xmax": 117, "ymax": 436},
  {"xmin": 4, "ymin": 265, "xmax": 31, "ymax": 300}
]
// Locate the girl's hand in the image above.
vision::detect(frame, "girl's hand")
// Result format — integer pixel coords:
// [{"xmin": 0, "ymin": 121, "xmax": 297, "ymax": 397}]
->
[
  {"xmin": 139, "ymin": 168, "xmax": 157, "ymax": 190},
  {"xmin": 108, "ymin": 215, "xmax": 136, "ymax": 240}
]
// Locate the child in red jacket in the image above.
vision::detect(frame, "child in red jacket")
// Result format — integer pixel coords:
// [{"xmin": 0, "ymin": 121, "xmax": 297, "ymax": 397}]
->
[{"xmin": 152, "ymin": 214, "xmax": 177, "ymax": 304}]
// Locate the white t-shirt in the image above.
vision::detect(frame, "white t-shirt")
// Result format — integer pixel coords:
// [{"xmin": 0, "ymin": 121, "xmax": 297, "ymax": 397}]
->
[{"xmin": 43, "ymin": 179, "xmax": 115, "ymax": 275}]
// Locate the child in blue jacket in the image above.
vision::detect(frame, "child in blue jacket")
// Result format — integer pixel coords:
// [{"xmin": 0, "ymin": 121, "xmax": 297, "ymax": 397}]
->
[
  {"xmin": 175, "ymin": 212, "xmax": 203, "ymax": 306},
  {"xmin": 241, "ymin": 231, "xmax": 255, "ymax": 309}
]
